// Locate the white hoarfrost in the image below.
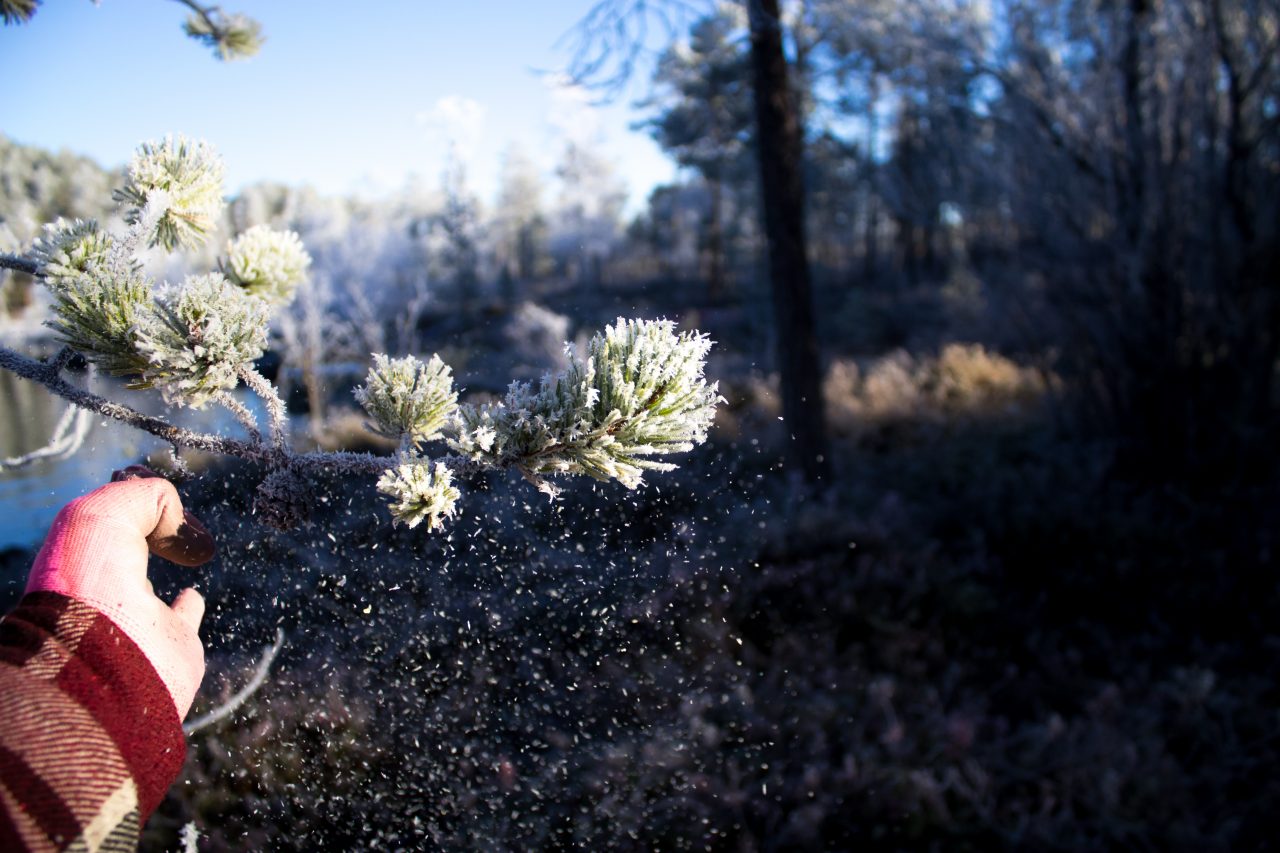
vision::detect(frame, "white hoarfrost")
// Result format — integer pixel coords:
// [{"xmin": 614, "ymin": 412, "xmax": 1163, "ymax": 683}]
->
[
  {"xmin": 452, "ymin": 317, "xmax": 722, "ymax": 496},
  {"xmin": 29, "ymin": 218, "xmax": 114, "ymax": 285},
  {"xmin": 377, "ymin": 458, "xmax": 461, "ymax": 530},
  {"xmin": 12, "ymin": 135, "xmax": 723, "ymax": 533},
  {"xmin": 223, "ymin": 225, "xmax": 312, "ymax": 305},
  {"xmin": 114, "ymin": 135, "xmax": 225, "ymax": 251},
  {"xmin": 355, "ymin": 353, "xmax": 458, "ymax": 447},
  {"xmin": 133, "ymin": 273, "xmax": 269, "ymax": 406}
]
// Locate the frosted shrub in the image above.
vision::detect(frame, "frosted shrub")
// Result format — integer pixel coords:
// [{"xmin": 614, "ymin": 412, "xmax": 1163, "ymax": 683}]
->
[{"xmin": 0, "ymin": 136, "xmax": 720, "ymax": 531}]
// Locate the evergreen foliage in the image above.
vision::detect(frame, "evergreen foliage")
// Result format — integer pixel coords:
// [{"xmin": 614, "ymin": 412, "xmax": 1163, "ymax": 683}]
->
[
  {"xmin": 133, "ymin": 273, "xmax": 269, "ymax": 407},
  {"xmin": 1, "ymin": 136, "xmax": 719, "ymax": 531},
  {"xmin": 29, "ymin": 218, "xmax": 114, "ymax": 286},
  {"xmin": 222, "ymin": 225, "xmax": 311, "ymax": 306},
  {"xmin": 43, "ymin": 266, "xmax": 152, "ymax": 379},
  {"xmin": 0, "ymin": 0, "xmax": 37, "ymax": 25},
  {"xmin": 114, "ymin": 135, "xmax": 226, "ymax": 251},
  {"xmin": 375, "ymin": 459, "xmax": 461, "ymax": 531},
  {"xmin": 452, "ymin": 318, "xmax": 721, "ymax": 496},
  {"xmin": 355, "ymin": 354, "xmax": 458, "ymax": 448},
  {"xmin": 182, "ymin": 10, "xmax": 263, "ymax": 61}
]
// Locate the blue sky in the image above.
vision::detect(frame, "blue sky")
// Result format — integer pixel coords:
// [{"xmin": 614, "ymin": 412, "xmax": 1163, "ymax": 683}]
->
[{"xmin": 1, "ymin": 0, "xmax": 677, "ymax": 212}]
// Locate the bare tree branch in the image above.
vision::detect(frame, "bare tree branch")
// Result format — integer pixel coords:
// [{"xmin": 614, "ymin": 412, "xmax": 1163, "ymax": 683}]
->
[{"xmin": 184, "ymin": 628, "xmax": 286, "ymax": 735}]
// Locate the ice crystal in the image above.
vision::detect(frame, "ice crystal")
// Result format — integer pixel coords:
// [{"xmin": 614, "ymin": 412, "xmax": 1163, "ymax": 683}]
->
[
  {"xmin": 453, "ymin": 318, "xmax": 721, "ymax": 493},
  {"xmin": 355, "ymin": 354, "xmax": 458, "ymax": 447},
  {"xmin": 377, "ymin": 458, "xmax": 461, "ymax": 530},
  {"xmin": 114, "ymin": 135, "xmax": 225, "ymax": 251},
  {"xmin": 29, "ymin": 219, "xmax": 115, "ymax": 286},
  {"xmin": 223, "ymin": 225, "xmax": 311, "ymax": 305},
  {"xmin": 133, "ymin": 273, "xmax": 269, "ymax": 406}
]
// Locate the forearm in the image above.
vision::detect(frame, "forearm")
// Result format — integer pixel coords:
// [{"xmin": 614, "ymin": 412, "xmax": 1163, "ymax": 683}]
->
[{"xmin": 0, "ymin": 593, "xmax": 186, "ymax": 852}]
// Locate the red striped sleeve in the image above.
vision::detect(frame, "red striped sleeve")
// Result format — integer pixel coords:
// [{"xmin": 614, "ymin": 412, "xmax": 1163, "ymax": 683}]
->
[{"xmin": 0, "ymin": 593, "xmax": 187, "ymax": 851}]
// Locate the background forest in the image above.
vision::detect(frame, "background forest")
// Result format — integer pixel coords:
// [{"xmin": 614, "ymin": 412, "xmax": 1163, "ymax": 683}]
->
[{"xmin": 2, "ymin": 0, "xmax": 1278, "ymax": 849}]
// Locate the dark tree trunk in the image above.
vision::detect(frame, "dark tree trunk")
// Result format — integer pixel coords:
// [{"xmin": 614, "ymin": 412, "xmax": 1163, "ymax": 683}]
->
[
  {"xmin": 706, "ymin": 176, "xmax": 727, "ymax": 300},
  {"xmin": 746, "ymin": 0, "xmax": 829, "ymax": 485}
]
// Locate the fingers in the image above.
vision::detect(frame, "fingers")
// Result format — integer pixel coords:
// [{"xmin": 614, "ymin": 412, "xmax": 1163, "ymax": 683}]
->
[
  {"xmin": 111, "ymin": 465, "xmax": 159, "ymax": 483},
  {"xmin": 90, "ymin": 472, "xmax": 217, "ymax": 566},
  {"xmin": 170, "ymin": 587, "xmax": 206, "ymax": 632}
]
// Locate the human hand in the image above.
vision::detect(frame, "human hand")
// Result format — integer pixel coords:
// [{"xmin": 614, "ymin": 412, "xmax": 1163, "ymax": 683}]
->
[{"xmin": 25, "ymin": 466, "xmax": 216, "ymax": 719}]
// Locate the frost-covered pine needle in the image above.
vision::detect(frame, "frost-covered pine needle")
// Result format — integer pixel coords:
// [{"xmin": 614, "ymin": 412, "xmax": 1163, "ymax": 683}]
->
[
  {"xmin": 133, "ymin": 273, "xmax": 269, "ymax": 406},
  {"xmin": 29, "ymin": 219, "xmax": 115, "ymax": 286},
  {"xmin": 223, "ymin": 225, "xmax": 311, "ymax": 305},
  {"xmin": 377, "ymin": 458, "xmax": 461, "ymax": 530},
  {"xmin": 452, "ymin": 317, "xmax": 721, "ymax": 493},
  {"xmin": 43, "ymin": 266, "xmax": 153, "ymax": 378},
  {"xmin": 183, "ymin": 11, "xmax": 264, "ymax": 61},
  {"xmin": 356, "ymin": 354, "xmax": 458, "ymax": 447},
  {"xmin": 114, "ymin": 135, "xmax": 225, "ymax": 251}
]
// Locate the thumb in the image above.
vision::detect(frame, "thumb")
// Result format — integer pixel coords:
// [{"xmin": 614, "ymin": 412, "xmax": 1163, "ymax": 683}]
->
[{"xmin": 170, "ymin": 587, "xmax": 206, "ymax": 632}]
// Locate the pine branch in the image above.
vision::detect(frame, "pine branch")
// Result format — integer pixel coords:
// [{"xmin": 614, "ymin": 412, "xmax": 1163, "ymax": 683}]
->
[
  {"xmin": 0, "ymin": 253, "xmax": 39, "ymax": 276},
  {"xmin": 213, "ymin": 390, "xmax": 262, "ymax": 444},
  {"xmin": 0, "ymin": 344, "xmax": 264, "ymax": 461},
  {"xmin": 236, "ymin": 364, "xmax": 289, "ymax": 453}
]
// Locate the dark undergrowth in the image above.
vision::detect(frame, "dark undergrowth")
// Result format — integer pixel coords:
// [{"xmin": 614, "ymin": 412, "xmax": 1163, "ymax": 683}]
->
[{"xmin": 126, "ymin": 402, "xmax": 1278, "ymax": 851}]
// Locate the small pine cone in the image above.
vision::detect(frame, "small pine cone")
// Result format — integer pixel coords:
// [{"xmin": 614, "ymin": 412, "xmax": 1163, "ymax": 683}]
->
[{"xmin": 254, "ymin": 468, "xmax": 312, "ymax": 530}]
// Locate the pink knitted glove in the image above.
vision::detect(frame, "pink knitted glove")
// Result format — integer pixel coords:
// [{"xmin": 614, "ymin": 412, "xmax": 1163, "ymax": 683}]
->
[{"xmin": 25, "ymin": 467, "xmax": 216, "ymax": 719}]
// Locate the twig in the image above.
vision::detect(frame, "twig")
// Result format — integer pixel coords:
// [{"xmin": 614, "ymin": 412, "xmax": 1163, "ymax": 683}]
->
[
  {"xmin": 213, "ymin": 390, "xmax": 262, "ymax": 444},
  {"xmin": 0, "ymin": 253, "xmax": 39, "ymax": 276},
  {"xmin": 0, "ymin": 343, "xmax": 264, "ymax": 460},
  {"xmin": 184, "ymin": 628, "xmax": 286, "ymax": 735},
  {"xmin": 1, "ymin": 404, "xmax": 93, "ymax": 469},
  {"xmin": 237, "ymin": 364, "xmax": 289, "ymax": 453}
]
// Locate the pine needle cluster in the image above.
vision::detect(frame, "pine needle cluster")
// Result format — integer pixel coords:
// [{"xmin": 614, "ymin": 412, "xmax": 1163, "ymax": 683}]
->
[
  {"xmin": 114, "ymin": 135, "xmax": 226, "ymax": 251},
  {"xmin": 29, "ymin": 219, "xmax": 114, "ymax": 286},
  {"xmin": 355, "ymin": 354, "xmax": 458, "ymax": 447},
  {"xmin": 134, "ymin": 274, "xmax": 270, "ymax": 406},
  {"xmin": 43, "ymin": 267, "xmax": 153, "ymax": 379},
  {"xmin": 376, "ymin": 460, "xmax": 461, "ymax": 531},
  {"xmin": 451, "ymin": 318, "xmax": 722, "ymax": 496},
  {"xmin": 223, "ymin": 225, "xmax": 311, "ymax": 305},
  {"xmin": 182, "ymin": 10, "xmax": 264, "ymax": 61}
]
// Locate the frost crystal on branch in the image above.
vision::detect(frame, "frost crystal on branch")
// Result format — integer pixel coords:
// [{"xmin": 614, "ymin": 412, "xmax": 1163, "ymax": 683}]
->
[
  {"xmin": 44, "ymin": 268, "xmax": 153, "ymax": 378},
  {"xmin": 377, "ymin": 459, "xmax": 461, "ymax": 530},
  {"xmin": 453, "ymin": 318, "xmax": 721, "ymax": 493},
  {"xmin": 30, "ymin": 219, "xmax": 115, "ymax": 286},
  {"xmin": 223, "ymin": 225, "xmax": 311, "ymax": 305},
  {"xmin": 355, "ymin": 354, "xmax": 458, "ymax": 447},
  {"xmin": 114, "ymin": 136, "xmax": 225, "ymax": 251},
  {"xmin": 134, "ymin": 273, "xmax": 269, "ymax": 406}
]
